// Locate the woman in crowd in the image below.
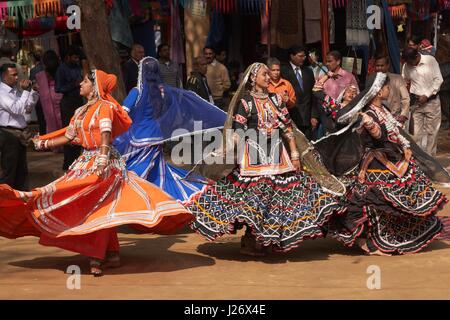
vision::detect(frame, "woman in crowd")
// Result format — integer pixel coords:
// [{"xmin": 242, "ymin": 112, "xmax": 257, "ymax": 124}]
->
[{"xmin": 35, "ymin": 50, "xmax": 63, "ymax": 139}]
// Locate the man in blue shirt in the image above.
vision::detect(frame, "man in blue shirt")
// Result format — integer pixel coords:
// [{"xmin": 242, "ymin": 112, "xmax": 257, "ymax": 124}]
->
[{"xmin": 55, "ymin": 46, "xmax": 84, "ymax": 170}]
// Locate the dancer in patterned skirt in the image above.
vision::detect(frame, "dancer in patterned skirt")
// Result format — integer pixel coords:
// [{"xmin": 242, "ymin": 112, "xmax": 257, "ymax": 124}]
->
[
  {"xmin": 182, "ymin": 63, "xmax": 345, "ymax": 256},
  {"xmin": 315, "ymin": 72, "xmax": 448, "ymax": 255}
]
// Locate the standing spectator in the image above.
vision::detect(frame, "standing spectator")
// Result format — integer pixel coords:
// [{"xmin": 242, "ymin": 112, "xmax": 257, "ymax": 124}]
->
[
  {"xmin": 122, "ymin": 44, "xmax": 145, "ymax": 93},
  {"xmin": 158, "ymin": 43, "xmax": 182, "ymax": 88},
  {"xmin": 0, "ymin": 63, "xmax": 39, "ymax": 190},
  {"xmin": 407, "ymin": 36, "xmax": 422, "ymax": 51},
  {"xmin": 0, "ymin": 46, "xmax": 26, "ymax": 82},
  {"xmin": 375, "ymin": 55, "xmax": 410, "ymax": 125},
  {"xmin": 55, "ymin": 46, "xmax": 83, "ymax": 170},
  {"xmin": 281, "ymin": 45, "xmax": 317, "ymax": 139},
  {"xmin": 402, "ymin": 47, "xmax": 443, "ymax": 156},
  {"xmin": 35, "ymin": 50, "xmax": 63, "ymax": 135},
  {"xmin": 267, "ymin": 57, "xmax": 296, "ymax": 108},
  {"xmin": 309, "ymin": 51, "xmax": 328, "ymax": 81},
  {"xmin": 186, "ymin": 56, "xmax": 214, "ymax": 104},
  {"xmin": 321, "ymin": 50, "xmax": 359, "ymax": 100},
  {"xmin": 216, "ymin": 48, "xmax": 227, "ymax": 65},
  {"xmin": 29, "ymin": 46, "xmax": 46, "ymax": 135},
  {"xmin": 204, "ymin": 46, "xmax": 231, "ymax": 110}
]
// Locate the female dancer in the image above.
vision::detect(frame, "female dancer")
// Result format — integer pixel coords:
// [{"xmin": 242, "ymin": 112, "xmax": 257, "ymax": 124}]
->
[
  {"xmin": 0, "ymin": 70, "xmax": 192, "ymax": 276},
  {"xmin": 318, "ymin": 72, "xmax": 447, "ymax": 255},
  {"xmin": 182, "ymin": 63, "xmax": 345, "ymax": 256},
  {"xmin": 114, "ymin": 57, "xmax": 226, "ymax": 201}
]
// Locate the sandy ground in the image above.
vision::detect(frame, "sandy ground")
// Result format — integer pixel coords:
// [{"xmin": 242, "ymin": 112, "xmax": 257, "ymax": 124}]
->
[{"xmin": 0, "ymin": 130, "xmax": 449, "ymax": 300}]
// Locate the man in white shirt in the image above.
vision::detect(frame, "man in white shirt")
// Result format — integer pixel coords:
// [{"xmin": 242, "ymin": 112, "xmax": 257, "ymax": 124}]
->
[
  {"xmin": 0, "ymin": 63, "xmax": 39, "ymax": 190},
  {"xmin": 402, "ymin": 48, "xmax": 443, "ymax": 156},
  {"xmin": 204, "ymin": 46, "xmax": 231, "ymax": 111}
]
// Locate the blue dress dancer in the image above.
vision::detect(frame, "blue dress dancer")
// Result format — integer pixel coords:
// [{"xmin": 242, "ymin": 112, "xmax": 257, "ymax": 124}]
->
[{"xmin": 114, "ymin": 57, "xmax": 226, "ymax": 201}]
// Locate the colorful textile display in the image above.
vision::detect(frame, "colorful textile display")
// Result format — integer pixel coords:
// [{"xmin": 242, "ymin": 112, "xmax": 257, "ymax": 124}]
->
[
  {"xmin": 346, "ymin": 0, "xmax": 370, "ymax": 46},
  {"xmin": 304, "ymin": 0, "xmax": 322, "ymax": 44}
]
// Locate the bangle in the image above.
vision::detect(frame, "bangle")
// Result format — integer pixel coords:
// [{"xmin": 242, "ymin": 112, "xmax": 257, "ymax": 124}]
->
[
  {"xmin": 101, "ymin": 144, "xmax": 111, "ymax": 149},
  {"xmin": 291, "ymin": 151, "xmax": 300, "ymax": 160}
]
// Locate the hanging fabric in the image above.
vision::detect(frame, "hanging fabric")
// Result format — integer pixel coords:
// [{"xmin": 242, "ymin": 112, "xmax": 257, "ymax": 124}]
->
[
  {"xmin": 346, "ymin": 0, "xmax": 370, "ymax": 46},
  {"xmin": 382, "ymin": 0, "xmax": 401, "ymax": 73},
  {"xmin": 333, "ymin": 0, "xmax": 349, "ymax": 8},
  {"xmin": 304, "ymin": 0, "xmax": 322, "ymax": 44},
  {"xmin": 8, "ymin": 0, "xmax": 35, "ymax": 21},
  {"xmin": 170, "ymin": 0, "xmax": 185, "ymax": 65},
  {"xmin": 389, "ymin": 4, "xmax": 407, "ymax": 18},
  {"xmin": 33, "ymin": 0, "xmax": 62, "ymax": 17},
  {"xmin": 108, "ymin": 0, "xmax": 134, "ymax": 48},
  {"xmin": 320, "ymin": 0, "xmax": 330, "ymax": 62},
  {"xmin": 409, "ymin": 0, "xmax": 431, "ymax": 21},
  {"xmin": 270, "ymin": 0, "xmax": 304, "ymax": 49},
  {"xmin": 0, "ymin": 2, "xmax": 8, "ymax": 21}
]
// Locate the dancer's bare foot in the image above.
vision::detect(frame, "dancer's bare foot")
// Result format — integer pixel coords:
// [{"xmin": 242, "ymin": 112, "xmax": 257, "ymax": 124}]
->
[
  {"xmin": 356, "ymin": 239, "xmax": 392, "ymax": 256},
  {"xmin": 367, "ymin": 249, "xmax": 392, "ymax": 256},
  {"xmin": 356, "ymin": 238, "xmax": 370, "ymax": 253}
]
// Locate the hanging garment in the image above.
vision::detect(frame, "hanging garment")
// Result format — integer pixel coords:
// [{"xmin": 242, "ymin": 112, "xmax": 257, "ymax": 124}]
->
[
  {"xmin": 171, "ymin": 0, "xmax": 186, "ymax": 65},
  {"xmin": 304, "ymin": 0, "xmax": 322, "ymax": 44},
  {"xmin": 108, "ymin": 0, "xmax": 134, "ymax": 48},
  {"xmin": 346, "ymin": 0, "xmax": 370, "ymax": 46},
  {"xmin": 270, "ymin": 0, "xmax": 304, "ymax": 49}
]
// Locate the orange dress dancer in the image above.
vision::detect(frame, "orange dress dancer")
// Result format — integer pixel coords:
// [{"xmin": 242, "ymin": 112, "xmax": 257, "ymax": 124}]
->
[{"xmin": 0, "ymin": 70, "xmax": 192, "ymax": 275}]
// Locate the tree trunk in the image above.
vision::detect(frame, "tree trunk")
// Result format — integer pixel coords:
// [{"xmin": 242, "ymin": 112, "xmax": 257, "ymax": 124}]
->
[{"xmin": 76, "ymin": 0, "xmax": 126, "ymax": 102}]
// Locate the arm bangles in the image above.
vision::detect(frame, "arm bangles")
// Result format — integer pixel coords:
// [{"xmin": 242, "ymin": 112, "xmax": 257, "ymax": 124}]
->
[{"xmin": 291, "ymin": 151, "xmax": 300, "ymax": 161}]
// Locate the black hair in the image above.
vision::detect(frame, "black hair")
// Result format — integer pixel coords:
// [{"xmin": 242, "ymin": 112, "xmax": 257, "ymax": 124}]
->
[
  {"xmin": 374, "ymin": 54, "xmax": 390, "ymax": 65},
  {"xmin": 64, "ymin": 46, "xmax": 80, "ymax": 59},
  {"xmin": 203, "ymin": 46, "xmax": 217, "ymax": 54},
  {"xmin": 0, "ymin": 63, "xmax": 17, "ymax": 75},
  {"xmin": 402, "ymin": 47, "xmax": 420, "ymax": 62},
  {"xmin": 157, "ymin": 43, "xmax": 169, "ymax": 54},
  {"xmin": 0, "ymin": 46, "xmax": 12, "ymax": 58},
  {"xmin": 42, "ymin": 50, "xmax": 60, "ymax": 78},
  {"xmin": 407, "ymin": 35, "xmax": 422, "ymax": 45},
  {"xmin": 327, "ymin": 50, "xmax": 342, "ymax": 62},
  {"xmin": 289, "ymin": 45, "xmax": 307, "ymax": 56}
]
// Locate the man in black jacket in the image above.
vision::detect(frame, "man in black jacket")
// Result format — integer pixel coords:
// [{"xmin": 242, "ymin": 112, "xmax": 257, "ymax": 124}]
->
[
  {"xmin": 121, "ymin": 44, "xmax": 145, "ymax": 93},
  {"xmin": 186, "ymin": 56, "xmax": 214, "ymax": 104},
  {"xmin": 281, "ymin": 45, "xmax": 318, "ymax": 140}
]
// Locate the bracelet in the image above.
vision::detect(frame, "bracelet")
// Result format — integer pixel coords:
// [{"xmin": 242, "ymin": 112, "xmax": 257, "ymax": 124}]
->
[
  {"xmin": 291, "ymin": 151, "xmax": 300, "ymax": 160},
  {"xmin": 100, "ymin": 144, "xmax": 111, "ymax": 149}
]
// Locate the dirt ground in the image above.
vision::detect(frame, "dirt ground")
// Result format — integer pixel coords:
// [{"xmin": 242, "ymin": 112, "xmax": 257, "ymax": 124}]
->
[{"xmin": 0, "ymin": 130, "xmax": 449, "ymax": 300}]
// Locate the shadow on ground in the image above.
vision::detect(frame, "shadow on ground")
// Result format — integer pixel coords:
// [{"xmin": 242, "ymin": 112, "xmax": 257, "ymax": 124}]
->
[
  {"xmin": 8, "ymin": 235, "xmax": 215, "ymax": 276},
  {"xmin": 195, "ymin": 236, "xmax": 450, "ymax": 263}
]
